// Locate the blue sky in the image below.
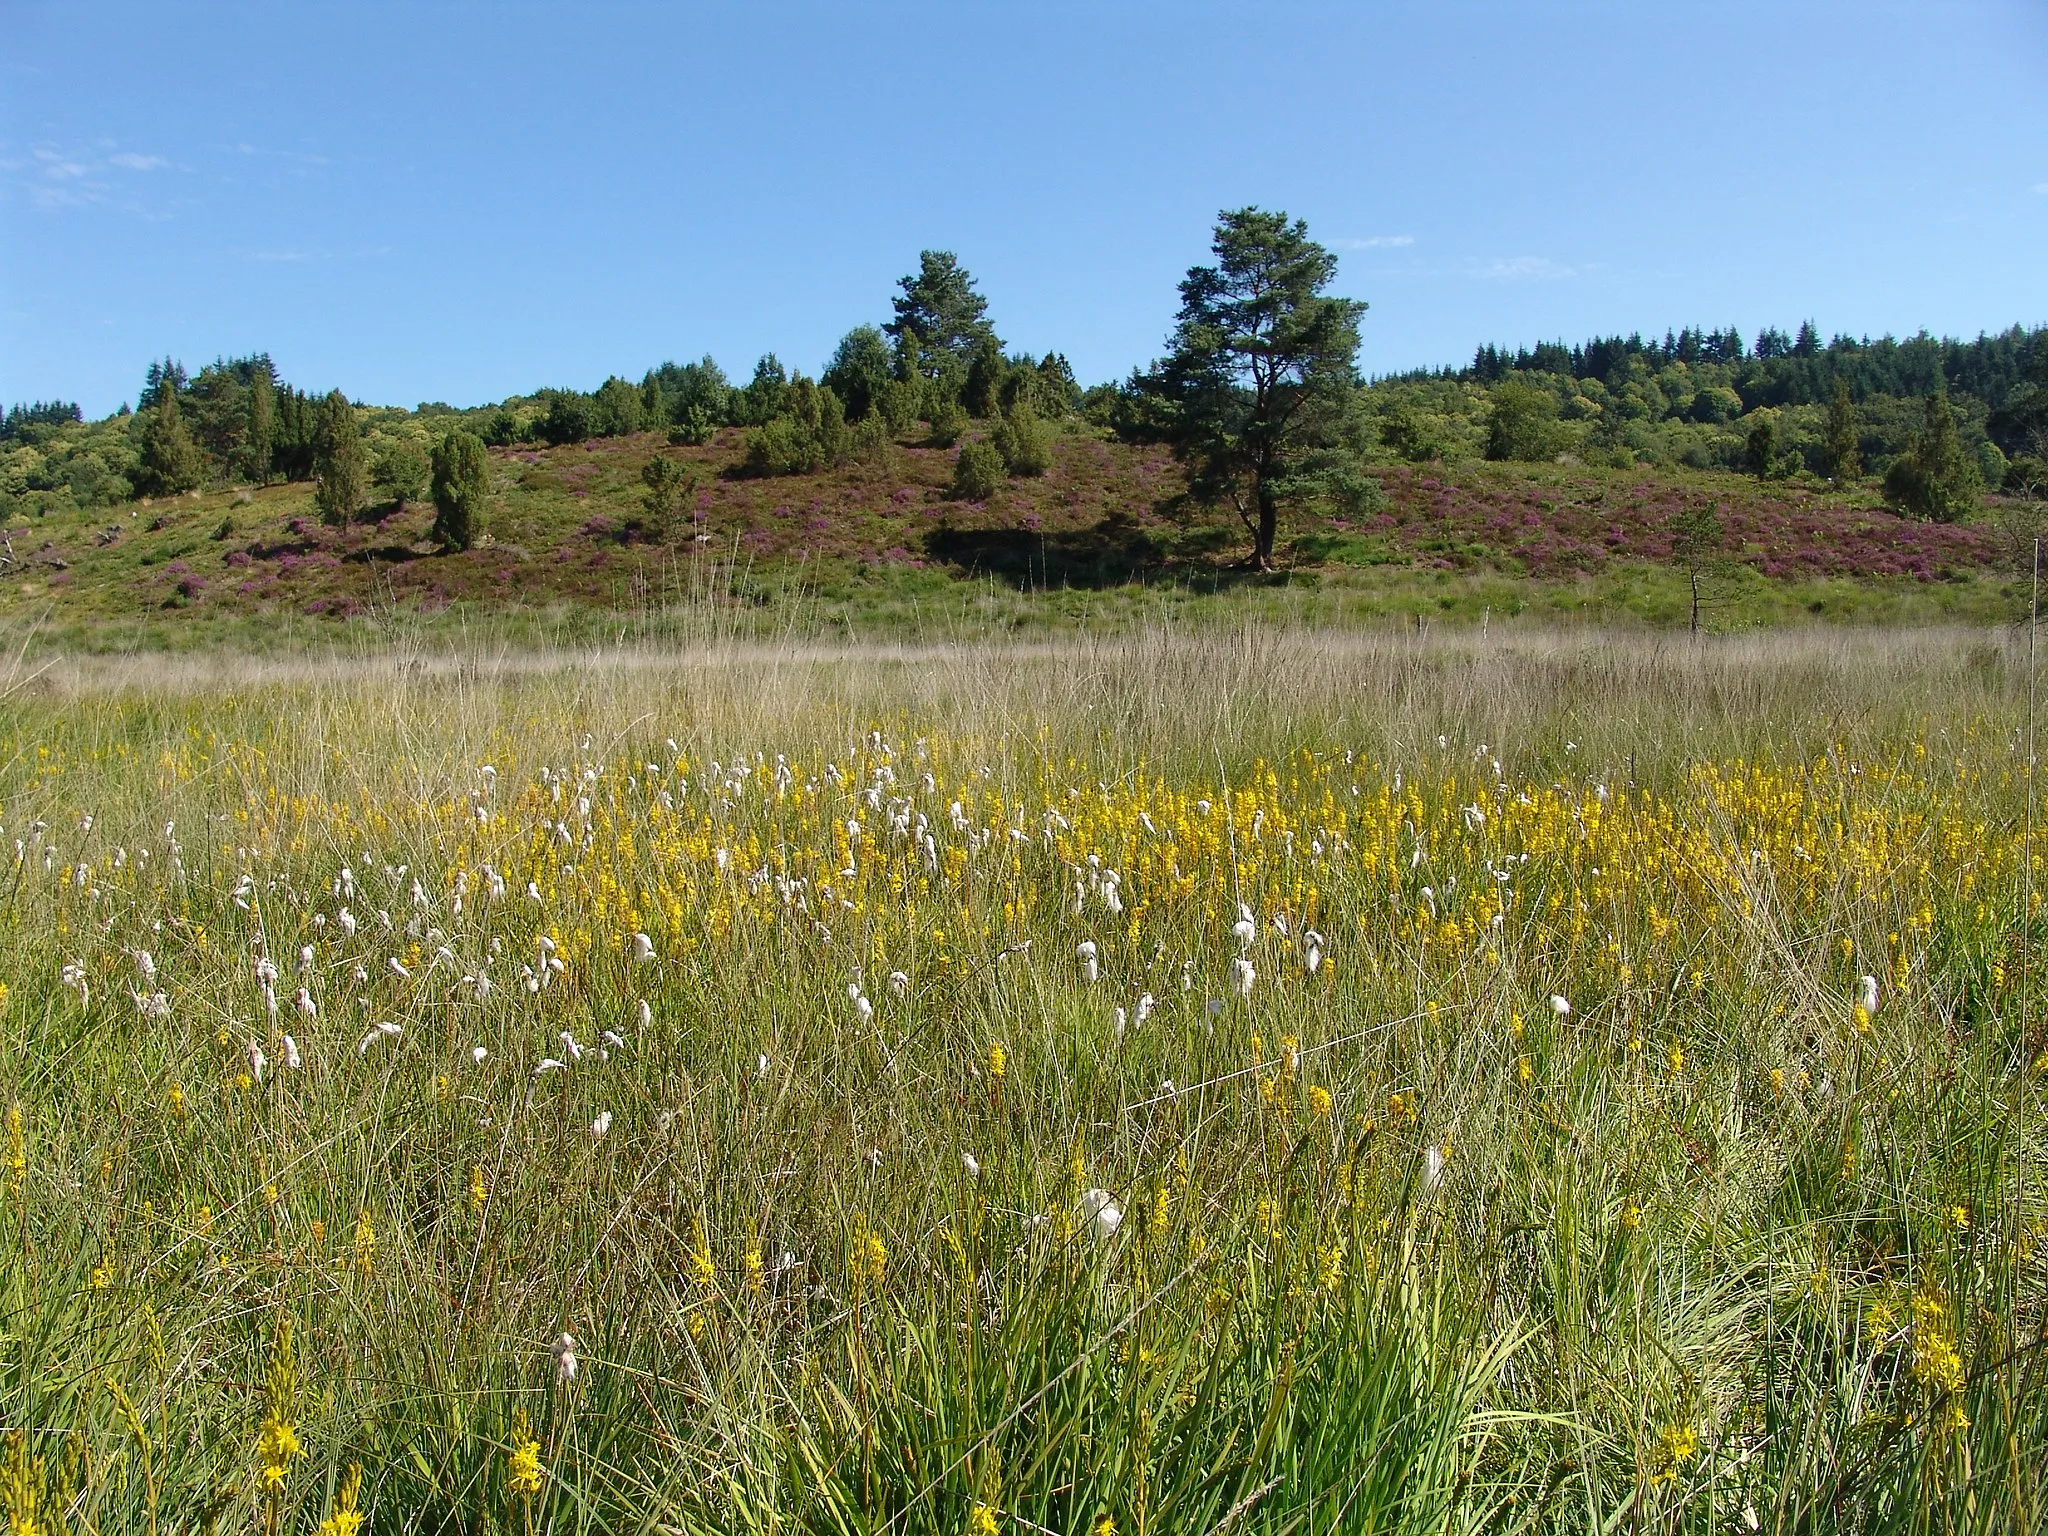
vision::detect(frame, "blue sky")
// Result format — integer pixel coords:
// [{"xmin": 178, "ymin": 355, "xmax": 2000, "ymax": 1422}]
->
[{"xmin": 5, "ymin": 1, "xmax": 2047, "ymax": 418}]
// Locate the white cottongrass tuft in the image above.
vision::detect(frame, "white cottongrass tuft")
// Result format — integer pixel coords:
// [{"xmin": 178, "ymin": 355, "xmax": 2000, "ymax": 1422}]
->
[
  {"xmin": 591, "ymin": 1110, "xmax": 612, "ymax": 1137},
  {"xmin": 1548, "ymin": 994, "xmax": 1572, "ymax": 1017},
  {"xmin": 1135, "ymin": 991, "xmax": 1155, "ymax": 1025},
  {"xmin": 472, "ymin": 1045, "xmax": 488, "ymax": 1064},
  {"xmin": 358, "ymin": 1021, "xmax": 402, "ymax": 1054},
  {"xmin": 631, "ymin": 932, "xmax": 656, "ymax": 964},
  {"xmin": 552, "ymin": 1331, "xmax": 580, "ymax": 1383},
  {"xmin": 637, "ymin": 998, "xmax": 653, "ymax": 1029},
  {"xmin": 533, "ymin": 1057, "xmax": 567, "ymax": 1076},
  {"xmin": 1856, "ymin": 975, "xmax": 1880, "ymax": 1015},
  {"xmin": 248, "ymin": 1041, "xmax": 267, "ymax": 1085},
  {"xmin": 1076, "ymin": 940, "xmax": 1099, "ymax": 983},
  {"xmin": 1231, "ymin": 957, "xmax": 1256, "ymax": 998},
  {"xmin": 961, "ymin": 1152, "xmax": 980, "ymax": 1179},
  {"xmin": 559, "ymin": 1031, "xmax": 585, "ymax": 1063},
  {"xmin": 388, "ymin": 956, "xmax": 410, "ymax": 980},
  {"xmin": 1077, "ymin": 1188, "xmax": 1124, "ymax": 1241},
  {"xmin": 887, "ymin": 970, "xmax": 910, "ymax": 996},
  {"xmin": 295, "ymin": 987, "xmax": 316, "ymax": 1018},
  {"xmin": 280, "ymin": 1034, "xmax": 302, "ymax": 1070},
  {"xmin": 1422, "ymin": 1144, "xmax": 1447, "ymax": 1195}
]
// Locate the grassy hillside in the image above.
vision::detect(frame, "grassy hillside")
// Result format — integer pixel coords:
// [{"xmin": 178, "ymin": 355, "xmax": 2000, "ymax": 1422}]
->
[{"xmin": 0, "ymin": 421, "xmax": 2030, "ymax": 649}]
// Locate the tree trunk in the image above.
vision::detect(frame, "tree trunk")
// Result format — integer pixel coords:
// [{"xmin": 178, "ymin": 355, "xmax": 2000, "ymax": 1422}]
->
[{"xmin": 1254, "ymin": 482, "xmax": 1279, "ymax": 570}]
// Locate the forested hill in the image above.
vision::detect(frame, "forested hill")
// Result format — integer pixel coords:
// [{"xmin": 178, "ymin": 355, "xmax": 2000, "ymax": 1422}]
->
[{"xmin": 6, "ymin": 222, "xmax": 2045, "ymax": 577}]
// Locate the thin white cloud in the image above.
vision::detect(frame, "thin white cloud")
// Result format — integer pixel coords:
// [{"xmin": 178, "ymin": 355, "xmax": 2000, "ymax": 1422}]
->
[
  {"xmin": 1334, "ymin": 234, "xmax": 1415, "ymax": 249},
  {"xmin": 244, "ymin": 244, "xmax": 390, "ymax": 263},
  {"xmin": 2035, "ymin": 180, "xmax": 2048, "ymax": 194},
  {"xmin": 4, "ymin": 142, "xmax": 178, "ymax": 212},
  {"xmin": 1468, "ymin": 255, "xmax": 1576, "ymax": 282}
]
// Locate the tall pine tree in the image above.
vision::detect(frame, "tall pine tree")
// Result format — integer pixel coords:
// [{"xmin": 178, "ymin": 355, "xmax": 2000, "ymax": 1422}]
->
[{"xmin": 138, "ymin": 381, "xmax": 206, "ymax": 495}]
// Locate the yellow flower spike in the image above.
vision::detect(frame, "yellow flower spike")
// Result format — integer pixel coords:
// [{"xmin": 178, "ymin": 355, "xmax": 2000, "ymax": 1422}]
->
[
  {"xmin": 506, "ymin": 1407, "xmax": 543, "ymax": 1496},
  {"xmin": 470, "ymin": 1165, "xmax": 488, "ymax": 1212},
  {"xmin": 353, "ymin": 1211, "xmax": 376, "ymax": 1277},
  {"xmin": 1309, "ymin": 1084, "xmax": 1332, "ymax": 1117},
  {"xmin": 256, "ymin": 1315, "xmax": 303, "ymax": 1495},
  {"xmin": 969, "ymin": 1503, "xmax": 1000, "ymax": 1536},
  {"xmin": 315, "ymin": 1463, "xmax": 365, "ymax": 1536}
]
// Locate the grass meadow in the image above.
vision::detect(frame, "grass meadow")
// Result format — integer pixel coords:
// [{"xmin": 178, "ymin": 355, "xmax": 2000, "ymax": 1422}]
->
[{"xmin": 2, "ymin": 623, "xmax": 2046, "ymax": 1533}]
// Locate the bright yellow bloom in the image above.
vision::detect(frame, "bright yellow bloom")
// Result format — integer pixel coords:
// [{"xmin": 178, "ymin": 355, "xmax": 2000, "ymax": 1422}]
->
[
  {"xmin": 2, "ymin": 1430, "xmax": 44, "ymax": 1536},
  {"xmin": 506, "ymin": 1408, "xmax": 543, "ymax": 1496},
  {"xmin": 969, "ymin": 1502, "xmax": 1000, "ymax": 1536},
  {"xmin": 987, "ymin": 1041, "xmax": 1006, "ymax": 1082},
  {"xmin": 1309, "ymin": 1084, "xmax": 1332, "ymax": 1116},
  {"xmin": 315, "ymin": 1463, "xmax": 365, "ymax": 1536},
  {"xmin": 353, "ymin": 1210, "xmax": 376, "ymax": 1276},
  {"xmin": 470, "ymin": 1164, "xmax": 488, "ymax": 1212}
]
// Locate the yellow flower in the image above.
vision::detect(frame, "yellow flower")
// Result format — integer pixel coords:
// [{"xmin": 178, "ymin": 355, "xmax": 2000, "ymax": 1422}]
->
[
  {"xmin": 969, "ymin": 1503, "xmax": 1000, "ymax": 1536},
  {"xmin": 5, "ymin": 1105, "xmax": 26, "ymax": 1192},
  {"xmin": 1308, "ymin": 1084, "xmax": 1332, "ymax": 1117},
  {"xmin": 256, "ymin": 1316, "xmax": 302, "ymax": 1494},
  {"xmin": 1950, "ymin": 1204, "xmax": 1969, "ymax": 1231},
  {"xmin": 987, "ymin": 1041, "xmax": 1006, "ymax": 1082},
  {"xmin": 2, "ymin": 1430, "xmax": 45, "ymax": 1536},
  {"xmin": 353, "ymin": 1210, "xmax": 376, "ymax": 1276},
  {"xmin": 1652, "ymin": 1420, "xmax": 1700, "ymax": 1482},
  {"xmin": 1667, "ymin": 1043, "xmax": 1684, "ymax": 1075},
  {"xmin": 506, "ymin": 1407, "xmax": 543, "ymax": 1496},
  {"xmin": 470, "ymin": 1164, "xmax": 488, "ymax": 1212},
  {"xmin": 1620, "ymin": 1201, "xmax": 1641, "ymax": 1230},
  {"xmin": 1515, "ymin": 1055, "xmax": 1533, "ymax": 1087},
  {"xmin": 690, "ymin": 1216, "xmax": 716, "ymax": 1288},
  {"xmin": 744, "ymin": 1244, "xmax": 765, "ymax": 1292},
  {"xmin": 1092, "ymin": 1515, "xmax": 1116, "ymax": 1536},
  {"xmin": 315, "ymin": 1463, "xmax": 365, "ymax": 1536}
]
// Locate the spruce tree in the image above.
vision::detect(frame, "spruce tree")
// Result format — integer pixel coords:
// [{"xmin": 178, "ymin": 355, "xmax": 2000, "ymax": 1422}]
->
[
  {"xmin": 244, "ymin": 366, "xmax": 275, "ymax": 483},
  {"xmin": 429, "ymin": 430, "xmax": 490, "ymax": 550},
  {"xmin": 139, "ymin": 383, "xmax": 206, "ymax": 495},
  {"xmin": 1823, "ymin": 378, "xmax": 1860, "ymax": 480},
  {"xmin": 313, "ymin": 389, "xmax": 367, "ymax": 526}
]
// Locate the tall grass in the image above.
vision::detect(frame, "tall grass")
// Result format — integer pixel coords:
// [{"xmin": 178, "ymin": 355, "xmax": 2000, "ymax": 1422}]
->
[{"xmin": 1, "ymin": 623, "xmax": 2042, "ymax": 1533}]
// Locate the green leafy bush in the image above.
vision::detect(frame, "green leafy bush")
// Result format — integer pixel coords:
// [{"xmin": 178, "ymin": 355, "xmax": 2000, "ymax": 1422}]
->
[
  {"xmin": 993, "ymin": 401, "xmax": 1050, "ymax": 477},
  {"xmin": 951, "ymin": 438, "xmax": 1004, "ymax": 500}
]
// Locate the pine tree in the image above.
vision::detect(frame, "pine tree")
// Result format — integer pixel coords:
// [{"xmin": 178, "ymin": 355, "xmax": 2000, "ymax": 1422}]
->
[
  {"xmin": 429, "ymin": 430, "xmax": 490, "ymax": 550},
  {"xmin": 313, "ymin": 389, "xmax": 366, "ymax": 525},
  {"xmin": 244, "ymin": 366, "xmax": 275, "ymax": 484},
  {"xmin": 1823, "ymin": 378, "xmax": 1860, "ymax": 480},
  {"xmin": 138, "ymin": 383, "xmax": 206, "ymax": 495}
]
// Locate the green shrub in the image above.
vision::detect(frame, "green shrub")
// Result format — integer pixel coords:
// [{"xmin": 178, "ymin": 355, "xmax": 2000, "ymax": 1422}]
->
[
  {"xmin": 668, "ymin": 404, "xmax": 717, "ymax": 447},
  {"xmin": 993, "ymin": 401, "xmax": 1050, "ymax": 477},
  {"xmin": 926, "ymin": 391, "xmax": 967, "ymax": 448},
  {"xmin": 429, "ymin": 429, "xmax": 490, "ymax": 550},
  {"xmin": 951, "ymin": 439, "xmax": 1004, "ymax": 500}
]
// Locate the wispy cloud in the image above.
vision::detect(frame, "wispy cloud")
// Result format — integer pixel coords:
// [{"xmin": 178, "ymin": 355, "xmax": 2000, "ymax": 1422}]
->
[
  {"xmin": 2, "ymin": 142, "xmax": 179, "ymax": 213},
  {"xmin": 2035, "ymin": 181, "xmax": 2048, "ymax": 195},
  {"xmin": 1334, "ymin": 234, "xmax": 1415, "ymax": 249},
  {"xmin": 1467, "ymin": 255, "xmax": 1576, "ymax": 282},
  {"xmin": 244, "ymin": 244, "xmax": 391, "ymax": 264}
]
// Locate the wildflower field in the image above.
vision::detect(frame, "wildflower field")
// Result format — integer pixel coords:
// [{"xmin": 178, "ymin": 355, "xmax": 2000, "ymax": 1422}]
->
[{"xmin": 3, "ymin": 626, "xmax": 2046, "ymax": 1533}]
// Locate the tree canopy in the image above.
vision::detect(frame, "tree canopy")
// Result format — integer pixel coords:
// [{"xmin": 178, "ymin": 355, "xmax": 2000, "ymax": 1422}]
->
[{"xmin": 1134, "ymin": 207, "xmax": 1372, "ymax": 567}]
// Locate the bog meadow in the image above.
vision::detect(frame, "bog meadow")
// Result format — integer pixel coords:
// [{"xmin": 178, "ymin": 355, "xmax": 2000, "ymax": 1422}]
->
[{"xmin": 5, "ymin": 207, "xmax": 2048, "ymax": 1535}]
